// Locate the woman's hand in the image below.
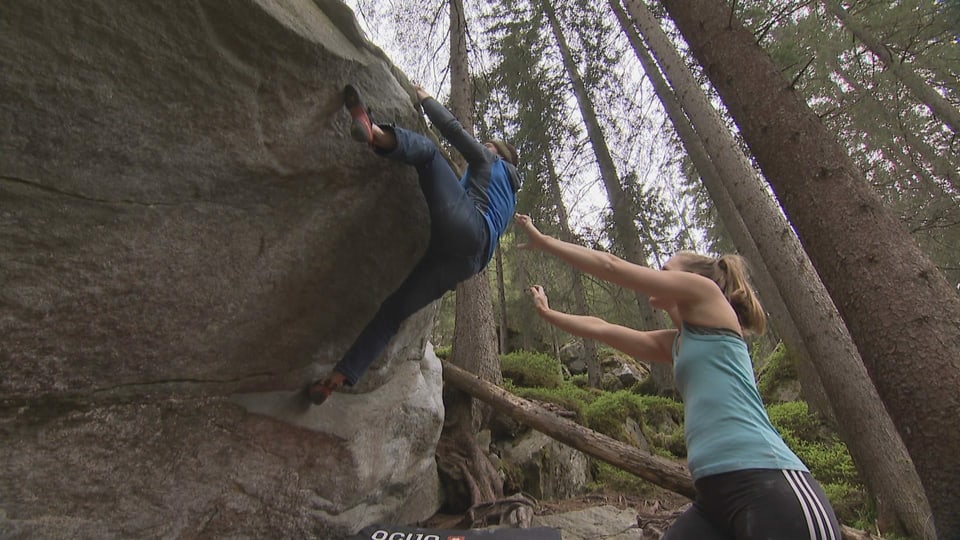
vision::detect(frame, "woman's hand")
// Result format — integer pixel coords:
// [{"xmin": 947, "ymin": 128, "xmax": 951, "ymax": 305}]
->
[
  {"xmin": 529, "ymin": 285, "xmax": 550, "ymax": 314},
  {"xmin": 514, "ymin": 214, "xmax": 548, "ymax": 250},
  {"xmin": 413, "ymin": 84, "xmax": 431, "ymax": 102}
]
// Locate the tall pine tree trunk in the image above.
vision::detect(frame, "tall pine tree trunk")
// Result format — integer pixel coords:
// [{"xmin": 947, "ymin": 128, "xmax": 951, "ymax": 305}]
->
[
  {"xmin": 620, "ymin": 1, "xmax": 934, "ymax": 536},
  {"xmin": 494, "ymin": 245, "xmax": 509, "ymax": 354},
  {"xmin": 437, "ymin": 0, "xmax": 503, "ymax": 512},
  {"xmin": 659, "ymin": 0, "xmax": 960, "ymax": 535}
]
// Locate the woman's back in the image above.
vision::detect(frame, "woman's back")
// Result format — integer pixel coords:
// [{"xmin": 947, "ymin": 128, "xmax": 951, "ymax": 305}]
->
[{"xmin": 673, "ymin": 323, "xmax": 806, "ymax": 481}]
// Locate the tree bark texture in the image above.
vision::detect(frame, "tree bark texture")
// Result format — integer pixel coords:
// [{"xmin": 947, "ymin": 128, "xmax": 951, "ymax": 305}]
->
[
  {"xmin": 658, "ymin": 0, "xmax": 960, "ymax": 535},
  {"xmin": 495, "ymin": 245, "xmax": 509, "ymax": 354}
]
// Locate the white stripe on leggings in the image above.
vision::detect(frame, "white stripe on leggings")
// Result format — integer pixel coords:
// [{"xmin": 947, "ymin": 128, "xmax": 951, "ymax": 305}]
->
[
  {"xmin": 791, "ymin": 470, "xmax": 837, "ymax": 540},
  {"xmin": 783, "ymin": 469, "xmax": 837, "ymax": 540}
]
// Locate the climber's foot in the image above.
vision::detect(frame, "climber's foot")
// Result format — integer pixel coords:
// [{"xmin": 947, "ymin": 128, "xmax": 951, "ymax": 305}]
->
[
  {"xmin": 308, "ymin": 371, "xmax": 348, "ymax": 405},
  {"xmin": 344, "ymin": 84, "xmax": 374, "ymax": 145}
]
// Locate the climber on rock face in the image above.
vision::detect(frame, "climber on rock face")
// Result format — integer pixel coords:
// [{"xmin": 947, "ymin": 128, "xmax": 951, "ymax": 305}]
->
[{"xmin": 308, "ymin": 83, "xmax": 522, "ymax": 405}]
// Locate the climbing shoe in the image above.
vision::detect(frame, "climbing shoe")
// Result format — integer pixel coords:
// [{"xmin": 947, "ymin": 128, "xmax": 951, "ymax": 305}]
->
[
  {"xmin": 343, "ymin": 84, "xmax": 374, "ymax": 145},
  {"xmin": 308, "ymin": 371, "xmax": 348, "ymax": 405}
]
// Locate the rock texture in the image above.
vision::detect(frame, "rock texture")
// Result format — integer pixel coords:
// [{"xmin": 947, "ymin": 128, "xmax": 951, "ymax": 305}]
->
[
  {"xmin": 533, "ymin": 506, "xmax": 643, "ymax": 540},
  {"xmin": 1, "ymin": 0, "xmax": 443, "ymax": 537},
  {"xmin": 498, "ymin": 431, "xmax": 590, "ymax": 501}
]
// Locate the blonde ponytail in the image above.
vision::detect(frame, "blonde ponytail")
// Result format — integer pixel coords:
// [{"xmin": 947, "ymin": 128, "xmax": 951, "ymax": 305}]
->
[
  {"xmin": 716, "ymin": 255, "xmax": 766, "ymax": 335},
  {"xmin": 669, "ymin": 252, "xmax": 767, "ymax": 335}
]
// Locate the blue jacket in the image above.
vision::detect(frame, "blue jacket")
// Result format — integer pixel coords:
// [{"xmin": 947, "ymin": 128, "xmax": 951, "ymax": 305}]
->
[{"xmin": 422, "ymin": 98, "xmax": 521, "ymax": 264}]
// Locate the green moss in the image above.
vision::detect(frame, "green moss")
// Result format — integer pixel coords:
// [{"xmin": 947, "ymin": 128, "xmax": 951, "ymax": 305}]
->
[
  {"xmin": 589, "ymin": 461, "xmax": 656, "ymax": 496},
  {"xmin": 756, "ymin": 343, "xmax": 799, "ymax": 402},
  {"xmin": 636, "ymin": 395, "xmax": 684, "ymax": 421},
  {"xmin": 630, "ymin": 375, "xmax": 660, "ymax": 396},
  {"xmin": 597, "ymin": 345, "xmax": 647, "ymax": 372},
  {"xmin": 637, "ymin": 396, "xmax": 686, "ymax": 458},
  {"xmin": 504, "ymin": 379, "xmax": 596, "ymax": 420},
  {"xmin": 583, "ymin": 391, "xmax": 644, "ymax": 442},
  {"xmin": 581, "ymin": 392, "xmax": 685, "ymax": 456},
  {"xmin": 822, "ymin": 481, "xmax": 870, "ymax": 529},
  {"xmin": 660, "ymin": 428, "xmax": 687, "ymax": 458},
  {"xmin": 503, "ymin": 374, "xmax": 683, "ymax": 443},
  {"xmin": 767, "ymin": 401, "xmax": 828, "ymax": 446},
  {"xmin": 500, "ymin": 350, "xmax": 564, "ymax": 389}
]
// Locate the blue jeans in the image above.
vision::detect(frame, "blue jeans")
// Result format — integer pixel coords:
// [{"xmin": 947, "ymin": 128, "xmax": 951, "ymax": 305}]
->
[{"xmin": 334, "ymin": 127, "xmax": 489, "ymax": 385}]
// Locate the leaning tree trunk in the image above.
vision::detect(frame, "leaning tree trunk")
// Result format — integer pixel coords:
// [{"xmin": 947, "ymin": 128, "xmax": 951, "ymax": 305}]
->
[
  {"xmin": 618, "ymin": 2, "xmax": 933, "ymax": 537},
  {"xmin": 443, "ymin": 360, "xmax": 695, "ymax": 498},
  {"xmin": 659, "ymin": 0, "xmax": 960, "ymax": 535},
  {"xmin": 439, "ymin": 0, "xmax": 504, "ymax": 512}
]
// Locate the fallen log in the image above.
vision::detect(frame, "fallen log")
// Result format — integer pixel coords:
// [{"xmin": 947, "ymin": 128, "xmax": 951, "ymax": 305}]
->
[{"xmin": 441, "ymin": 360, "xmax": 696, "ymax": 499}]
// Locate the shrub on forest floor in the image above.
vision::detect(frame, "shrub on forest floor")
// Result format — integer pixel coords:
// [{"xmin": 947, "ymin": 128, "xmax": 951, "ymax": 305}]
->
[
  {"xmin": 589, "ymin": 461, "xmax": 656, "ymax": 497},
  {"xmin": 756, "ymin": 343, "xmax": 799, "ymax": 402}
]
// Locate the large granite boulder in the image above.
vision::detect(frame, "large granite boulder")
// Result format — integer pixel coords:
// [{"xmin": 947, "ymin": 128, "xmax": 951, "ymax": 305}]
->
[{"xmin": 0, "ymin": 0, "xmax": 443, "ymax": 537}]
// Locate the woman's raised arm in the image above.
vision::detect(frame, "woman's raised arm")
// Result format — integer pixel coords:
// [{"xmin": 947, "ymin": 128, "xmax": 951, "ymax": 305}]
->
[
  {"xmin": 529, "ymin": 285, "xmax": 675, "ymax": 363},
  {"xmin": 515, "ymin": 214, "xmax": 714, "ymax": 303}
]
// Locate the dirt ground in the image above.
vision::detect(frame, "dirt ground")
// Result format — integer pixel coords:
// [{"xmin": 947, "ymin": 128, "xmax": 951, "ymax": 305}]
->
[
  {"xmin": 422, "ymin": 486, "xmax": 692, "ymax": 537},
  {"xmin": 537, "ymin": 486, "xmax": 691, "ymax": 538},
  {"xmin": 536, "ymin": 487, "xmax": 690, "ymax": 515}
]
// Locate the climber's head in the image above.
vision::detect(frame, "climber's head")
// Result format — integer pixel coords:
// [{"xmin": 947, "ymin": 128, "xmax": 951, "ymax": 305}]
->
[{"xmin": 485, "ymin": 140, "xmax": 519, "ymax": 167}]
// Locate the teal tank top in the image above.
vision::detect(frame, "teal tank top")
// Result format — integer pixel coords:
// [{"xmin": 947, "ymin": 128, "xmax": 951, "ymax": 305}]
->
[{"xmin": 672, "ymin": 323, "xmax": 807, "ymax": 481}]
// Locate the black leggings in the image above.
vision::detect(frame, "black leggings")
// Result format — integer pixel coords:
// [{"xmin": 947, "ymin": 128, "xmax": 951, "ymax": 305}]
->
[{"xmin": 663, "ymin": 469, "xmax": 841, "ymax": 540}]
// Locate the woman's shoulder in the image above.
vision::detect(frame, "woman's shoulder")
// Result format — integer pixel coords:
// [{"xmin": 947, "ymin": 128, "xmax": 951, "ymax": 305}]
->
[{"xmin": 675, "ymin": 288, "xmax": 742, "ymax": 335}]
